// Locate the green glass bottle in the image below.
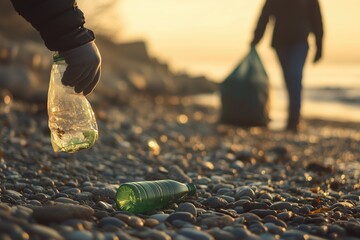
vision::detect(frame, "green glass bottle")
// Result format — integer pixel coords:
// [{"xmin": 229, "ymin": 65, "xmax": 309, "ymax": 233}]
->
[{"xmin": 115, "ymin": 179, "xmax": 196, "ymax": 213}]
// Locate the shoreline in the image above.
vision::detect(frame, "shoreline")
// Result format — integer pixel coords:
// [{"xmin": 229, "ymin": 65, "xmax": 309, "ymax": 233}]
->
[
  {"xmin": 303, "ymin": 117, "xmax": 360, "ymax": 130},
  {"xmin": 189, "ymin": 91, "xmax": 360, "ymax": 129}
]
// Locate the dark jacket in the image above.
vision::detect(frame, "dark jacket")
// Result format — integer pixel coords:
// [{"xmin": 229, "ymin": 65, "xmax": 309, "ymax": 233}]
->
[
  {"xmin": 252, "ymin": 0, "xmax": 323, "ymax": 49},
  {"xmin": 10, "ymin": 0, "xmax": 95, "ymax": 51}
]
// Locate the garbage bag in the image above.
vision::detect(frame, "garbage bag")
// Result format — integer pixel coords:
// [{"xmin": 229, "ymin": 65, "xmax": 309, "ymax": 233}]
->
[{"xmin": 220, "ymin": 47, "xmax": 270, "ymax": 126}]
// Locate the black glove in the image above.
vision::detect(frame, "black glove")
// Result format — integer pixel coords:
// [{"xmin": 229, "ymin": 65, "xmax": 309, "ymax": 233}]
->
[
  {"xmin": 250, "ymin": 40, "xmax": 258, "ymax": 48},
  {"xmin": 59, "ymin": 41, "xmax": 101, "ymax": 95},
  {"xmin": 313, "ymin": 42, "xmax": 322, "ymax": 63}
]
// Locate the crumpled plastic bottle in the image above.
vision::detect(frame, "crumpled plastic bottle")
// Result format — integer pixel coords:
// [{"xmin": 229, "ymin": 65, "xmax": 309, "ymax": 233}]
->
[{"xmin": 47, "ymin": 53, "xmax": 98, "ymax": 153}]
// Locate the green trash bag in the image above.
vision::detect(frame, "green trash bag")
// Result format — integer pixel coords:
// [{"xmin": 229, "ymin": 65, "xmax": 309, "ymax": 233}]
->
[{"xmin": 220, "ymin": 47, "xmax": 270, "ymax": 127}]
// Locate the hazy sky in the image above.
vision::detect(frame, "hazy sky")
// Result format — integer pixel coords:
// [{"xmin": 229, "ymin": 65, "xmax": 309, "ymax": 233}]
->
[{"xmin": 82, "ymin": 0, "xmax": 360, "ymax": 80}]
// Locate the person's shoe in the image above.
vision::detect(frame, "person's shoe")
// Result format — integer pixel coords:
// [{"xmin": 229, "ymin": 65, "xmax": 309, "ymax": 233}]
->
[
  {"xmin": 285, "ymin": 124, "xmax": 299, "ymax": 133},
  {"xmin": 285, "ymin": 119, "xmax": 300, "ymax": 133}
]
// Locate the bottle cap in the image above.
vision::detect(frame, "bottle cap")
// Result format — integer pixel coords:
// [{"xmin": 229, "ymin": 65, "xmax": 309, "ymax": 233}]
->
[{"xmin": 53, "ymin": 52, "xmax": 65, "ymax": 62}]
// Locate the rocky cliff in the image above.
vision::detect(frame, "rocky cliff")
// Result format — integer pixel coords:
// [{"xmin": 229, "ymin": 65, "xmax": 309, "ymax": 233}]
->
[{"xmin": 0, "ymin": 1, "xmax": 218, "ymax": 104}]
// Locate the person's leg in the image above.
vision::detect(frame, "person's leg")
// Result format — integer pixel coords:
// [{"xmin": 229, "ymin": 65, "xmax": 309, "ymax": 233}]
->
[{"xmin": 275, "ymin": 42, "xmax": 309, "ymax": 131}]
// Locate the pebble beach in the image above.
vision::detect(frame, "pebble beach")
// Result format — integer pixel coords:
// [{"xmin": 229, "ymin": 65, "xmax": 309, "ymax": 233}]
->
[{"xmin": 0, "ymin": 94, "xmax": 359, "ymax": 240}]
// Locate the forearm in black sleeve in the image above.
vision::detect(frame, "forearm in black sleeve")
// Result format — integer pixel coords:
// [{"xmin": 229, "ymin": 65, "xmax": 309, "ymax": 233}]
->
[
  {"xmin": 310, "ymin": 0, "xmax": 324, "ymax": 47},
  {"xmin": 10, "ymin": 0, "xmax": 95, "ymax": 51},
  {"xmin": 252, "ymin": 0, "xmax": 271, "ymax": 45}
]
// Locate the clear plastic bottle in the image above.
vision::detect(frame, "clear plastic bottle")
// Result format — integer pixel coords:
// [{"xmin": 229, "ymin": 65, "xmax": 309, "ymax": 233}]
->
[
  {"xmin": 47, "ymin": 53, "xmax": 98, "ymax": 153},
  {"xmin": 116, "ymin": 179, "xmax": 196, "ymax": 213}
]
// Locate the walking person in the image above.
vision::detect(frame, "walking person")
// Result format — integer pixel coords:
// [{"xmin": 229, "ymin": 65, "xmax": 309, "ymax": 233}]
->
[{"xmin": 251, "ymin": 0, "xmax": 324, "ymax": 132}]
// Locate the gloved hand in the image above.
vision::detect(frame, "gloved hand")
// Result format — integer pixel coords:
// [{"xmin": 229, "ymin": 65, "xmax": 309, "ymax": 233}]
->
[
  {"xmin": 59, "ymin": 41, "xmax": 101, "ymax": 95},
  {"xmin": 313, "ymin": 43, "xmax": 322, "ymax": 63},
  {"xmin": 250, "ymin": 40, "xmax": 257, "ymax": 49}
]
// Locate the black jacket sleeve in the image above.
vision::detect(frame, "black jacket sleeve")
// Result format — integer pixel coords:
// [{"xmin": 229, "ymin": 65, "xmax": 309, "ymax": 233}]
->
[
  {"xmin": 10, "ymin": 0, "xmax": 95, "ymax": 51},
  {"xmin": 309, "ymin": 0, "xmax": 324, "ymax": 48},
  {"xmin": 251, "ymin": 0, "xmax": 272, "ymax": 45}
]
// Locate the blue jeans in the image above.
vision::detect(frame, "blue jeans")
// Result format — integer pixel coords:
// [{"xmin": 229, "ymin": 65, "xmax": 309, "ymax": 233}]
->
[{"xmin": 275, "ymin": 42, "xmax": 309, "ymax": 128}]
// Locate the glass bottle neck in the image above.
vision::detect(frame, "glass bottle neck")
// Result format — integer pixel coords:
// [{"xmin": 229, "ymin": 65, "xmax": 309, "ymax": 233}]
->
[{"xmin": 186, "ymin": 183, "xmax": 196, "ymax": 196}]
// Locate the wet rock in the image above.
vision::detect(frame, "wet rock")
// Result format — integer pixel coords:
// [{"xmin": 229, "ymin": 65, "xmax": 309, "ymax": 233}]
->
[
  {"xmin": 229, "ymin": 227, "xmax": 260, "ymax": 240},
  {"xmin": 11, "ymin": 205, "xmax": 33, "ymax": 219},
  {"xmin": 92, "ymin": 187, "xmax": 117, "ymax": 202},
  {"xmin": 292, "ymin": 216, "xmax": 305, "ymax": 224},
  {"xmin": 212, "ymin": 183, "xmax": 234, "ymax": 193},
  {"xmin": 263, "ymin": 215, "xmax": 287, "ymax": 228},
  {"xmin": 93, "ymin": 210, "xmax": 109, "ymax": 219},
  {"xmin": 32, "ymin": 204, "xmax": 94, "ymax": 223},
  {"xmin": 27, "ymin": 224, "xmax": 64, "ymax": 240},
  {"xmin": 328, "ymin": 224, "xmax": 346, "ymax": 237},
  {"xmin": 334, "ymin": 201, "xmax": 356, "ymax": 208},
  {"xmin": 150, "ymin": 214, "xmax": 170, "ymax": 223},
  {"xmin": 127, "ymin": 216, "xmax": 144, "ymax": 228},
  {"xmin": 238, "ymin": 212, "xmax": 262, "ymax": 222},
  {"xmin": 168, "ymin": 165, "xmax": 192, "ymax": 183},
  {"xmin": 144, "ymin": 218, "xmax": 160, "ymax": 228},
  {"xmin": 63, "ymin": 230, "xmax": 93, "ymax": 240},
  {"xmin": 264, "ymin": 222, "xmax": 286, "ymax": 235},
  {"xmin": 134, "ymin": 228, "xmax": 172, "ymax": 240},
  {"xmin": 31, "ymin": 193, "xmax": 51, "ymax": 202},
  {"xmin": 199, "ymin": 215, "xmax": 235, "ymax": 228},
  {"xmin": 277, "ymin": 211, "xmax": 294, "ymax": 221},
  {"xmin": 304, "ymin": 217, "xmax": 329, "ymax": 225},
  {"xmin": 61, "ymin": 188, "xmax": 81, "ymax": 195},
  {"xmin": 218, "ymin": 195, "xmax": 235, "ymax": 203},
  {"xmin": 176, "ymin": 202, "xmax": 197, "ymax": 216},
  {"xmin": 280, "ymin": 230, "xmax": 310, "ymax": 240},
  {"xmin": 178, "ymin": 229, "xmax": 215, "ymax": 240},
  {"xmin": 61, "ymin": 219, "xmax": 92, "ymax": 230},
  {"xmin": 258, "ymin": 193, "xmax": 273, "ymax": 201},
  {"xmin": 0, "ymin": 203, "xmax": 11, "ymax": 212},
  {"xmin": 248, "ymin": 221, "xmax": 268, "ymax": 235},
  {"xmin": 202, "ymin": 197, "xmax": 228, "ymax": 209},
  {"xmin": 342, "ymin": 222, "xmax": 360, "ymax": 236},
  {"xmin": 97, "ymin": 201, "xmax": 114, "ymax": 211},
  {"xmin": 166, "ymin": 212, "xmax": 196, "ymax": 225},
  {"xmin": 242, "ymin": 202, "xmax": 269, "ymax": 212},
  {"xmin": 270, "ymin": 201, "xmax": 292, "ymax": 210},
  {"xmin": 234, "ymin": 187, "xmax": 255, "ymax": 200},
  {"xmin": 74, "ymin": 192, "xmax": 93, "ymax": 202},
  {"xmin": 308, "ymin": 225, "xmax": 328, "ymax": 237},
  {"xmin": 207, "ymin": 228, "xmax": 236, "ymax": 240},
  {"xmin": 4, "ymin": 190, "xmax": 22, "ymax": 201},
  {"xmin": 249, "ymin": 209, "xmax": 276, "ymax": 218},
  {"xmin": 98, "ymin": 217, "xmax": 127, "ymax": 228},
  {"xmin": 55, "ymin": 197, "xmax": 79, "ymax": 205}
]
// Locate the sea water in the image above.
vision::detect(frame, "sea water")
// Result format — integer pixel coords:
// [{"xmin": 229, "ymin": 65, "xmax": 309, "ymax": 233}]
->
[{"xmin": 192, "ymin": 64, "xmax": 360, "ymax": 130}]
